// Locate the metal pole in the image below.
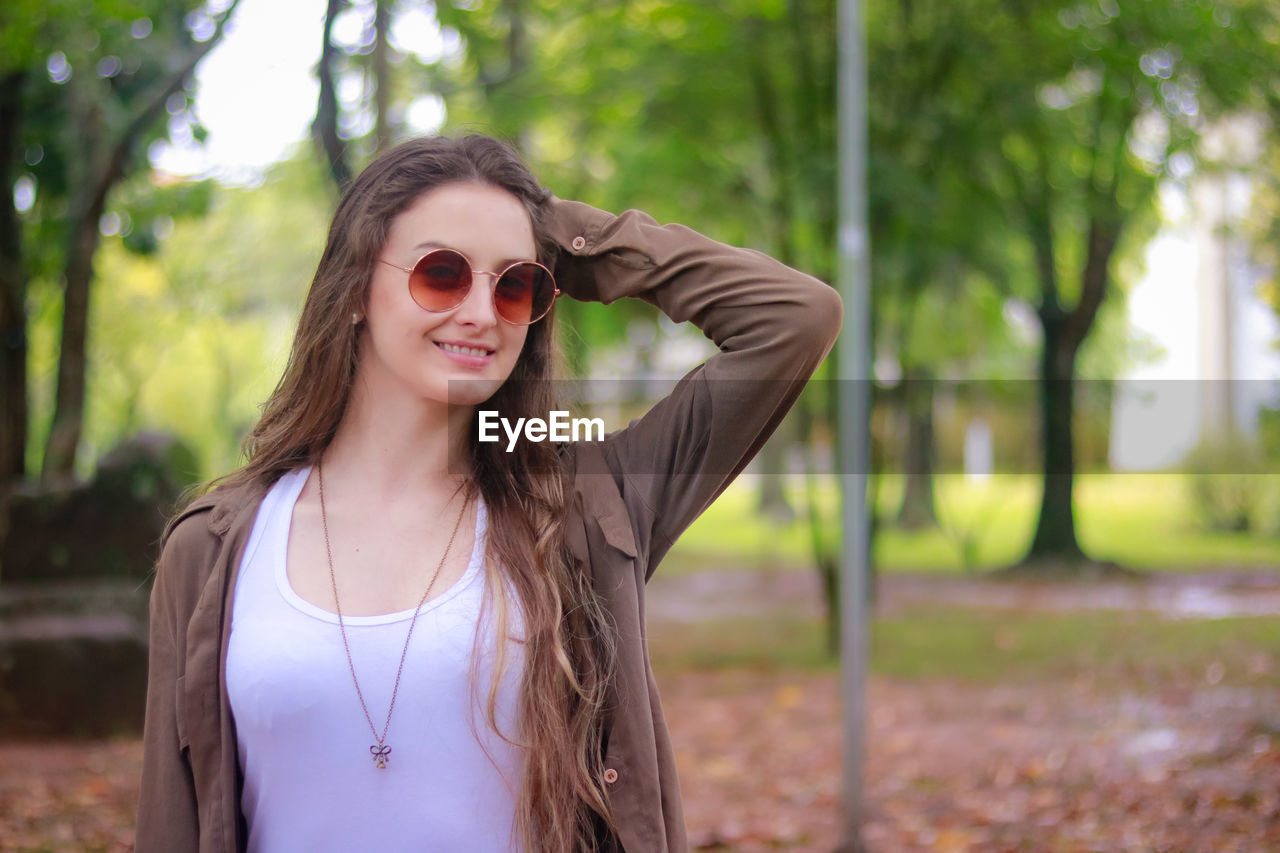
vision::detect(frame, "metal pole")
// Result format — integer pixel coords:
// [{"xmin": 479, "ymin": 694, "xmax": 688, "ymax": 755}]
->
[{"xmin": 837, "ymin": 0, "xmax": 871, "ymax": 850}]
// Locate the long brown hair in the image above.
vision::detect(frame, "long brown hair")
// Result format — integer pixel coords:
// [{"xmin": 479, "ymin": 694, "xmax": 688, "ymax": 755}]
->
[{"xmin": 214, "ymin": 135, "xmax": 619, "ymax": 851}]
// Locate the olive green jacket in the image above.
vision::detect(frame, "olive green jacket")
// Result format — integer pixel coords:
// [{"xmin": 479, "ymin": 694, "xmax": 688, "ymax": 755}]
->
[{"xmin": 134, "ymin": 197, "xmax": 843, "ymax": 852}]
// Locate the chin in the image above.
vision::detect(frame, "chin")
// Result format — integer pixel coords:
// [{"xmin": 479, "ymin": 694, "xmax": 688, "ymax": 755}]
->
[{"xmin": 439, "ymin": 376, "xmax": 505, "ymax": 407}]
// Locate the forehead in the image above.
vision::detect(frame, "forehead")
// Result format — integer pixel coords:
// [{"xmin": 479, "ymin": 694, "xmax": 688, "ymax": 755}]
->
[{"xmin": 387, "ymin": 182, "xmax": 536, "ymax": 263}]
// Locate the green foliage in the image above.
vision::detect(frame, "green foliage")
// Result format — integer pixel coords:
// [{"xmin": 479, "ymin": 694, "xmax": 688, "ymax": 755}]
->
[
  {"xmin": 0, "ymin": 1, "xmax": 150, "ymax": 69},
  {"xmin": 13, "ymin": 0, "xmax": 222, "ymax": 251},
  {"xmin": 22, "ymin": 152, "xmax": 332, "ymax": 480},
  {"xmin": 1181, "ymin": 435, "xmax": 1278, "ymax": 534},
  {"xmin": 12, "ymin": 0, "xmax": 1280, "ymax": 502},
  {"xmin": 420, "ymin": 0, "xmax": 839, "ymax": 369},
  {"xmin": 112, "ymin": 177, "xmax": 215, "ymax": 257},
  {"xmin": 868, "ymin": 0, "xmax": 1031, "ymax": 375}
]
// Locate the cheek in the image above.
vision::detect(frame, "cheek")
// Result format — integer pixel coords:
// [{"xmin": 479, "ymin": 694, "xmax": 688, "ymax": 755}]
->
[
  {"xmin": 366, "ymin": 278, "xmax": 397, "ymax": 326},
  {"xmin": 368, "ymin": 276, "xmax": 433, "ymax": 340},
  {"xmin": 369, "ymin": 265, "xmax": 418, "ymax": 314},
  {"xmin": 504, "ymin": 328, "xmax": 531, "ymax": 367}
]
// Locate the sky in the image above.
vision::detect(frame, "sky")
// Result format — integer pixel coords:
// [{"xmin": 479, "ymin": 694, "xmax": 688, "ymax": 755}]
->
[
  {"xmin": 152, "ymin": 0, "xmax": 1279, "ymax": 469},
  {"xmin": 150, "ymin": 0, "xmax": 326, "ymax": 181},
  {"xmin": 151, "ymin": 0, "xmax": 448, "ymax": 183}
]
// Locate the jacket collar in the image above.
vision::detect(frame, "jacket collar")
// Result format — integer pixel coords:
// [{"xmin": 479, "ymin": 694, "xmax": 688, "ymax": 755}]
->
[{"xmin": 166, "ymin": 476, "xmax": 273, "ymax": 541}]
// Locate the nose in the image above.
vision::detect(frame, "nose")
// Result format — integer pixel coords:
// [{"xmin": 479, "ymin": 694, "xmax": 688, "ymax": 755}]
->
[{"xmin": 451, "ymin": 272, "xmax": 500, "ymax": 328}]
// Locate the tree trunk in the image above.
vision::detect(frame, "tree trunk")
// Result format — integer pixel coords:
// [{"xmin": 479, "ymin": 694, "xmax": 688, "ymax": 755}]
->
[
  {"xmin": 756, "ymin": 421, "xmax": 795, "ymax": 522},
  {"xmin": 315, "ymin": 0, "xmax": 353, "ymax": 191},
  {"xmin": 1025, "ymin": 310, "xmax": 1085, "ymax": 562},
  {"xmin": 42, "ymin": 184, "xmax": 113, "ymax": 480},
  {"xmin": 0, "ymin": 71, "xmax": 28, "ymax": 482},
  {"xmin": 797, "ymin": 396, "xmax": 839, "ymax": 656},
  {"xmin": 1018, "ymin": 190, "xmax": 1120, "ymax": 571},
  {"xmin": 372, "ymin": 0, "xmax": 392, "ymax": 154},
  {"xmin": 818, "ymin": 548, "xmax": 839, "ymax": 657},
  {"xmin": 896, "ymin": 369, "xmax": 937, "ymax": 529}
]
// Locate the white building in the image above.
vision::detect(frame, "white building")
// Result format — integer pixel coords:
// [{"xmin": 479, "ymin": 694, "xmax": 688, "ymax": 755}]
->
[{"xmin": 1111, "ymin": 117, "xmax": 1280, "ymax": 471}]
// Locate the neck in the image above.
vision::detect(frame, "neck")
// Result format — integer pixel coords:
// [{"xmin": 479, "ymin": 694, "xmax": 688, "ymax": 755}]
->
[{"xmin": 322, "ymin": 375, "xmax": 474, "ymax": 498}]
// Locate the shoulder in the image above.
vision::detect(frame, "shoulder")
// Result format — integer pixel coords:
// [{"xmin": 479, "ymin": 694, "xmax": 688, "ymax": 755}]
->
[{"xmin": 157, "ymin": 476, "xmax": 272, "ymax": 580}]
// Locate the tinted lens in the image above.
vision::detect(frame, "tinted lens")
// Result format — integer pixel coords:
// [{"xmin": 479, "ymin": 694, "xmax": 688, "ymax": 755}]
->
[
  {"xmin": 495, "ymin": 263, "xmax": 554, "ymax": 324},
  {"xmin": 409, "ymin": 249, "xmax": 470, "ymax": 312}
]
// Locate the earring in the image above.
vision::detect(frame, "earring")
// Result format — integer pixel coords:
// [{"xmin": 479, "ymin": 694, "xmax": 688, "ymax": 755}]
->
[{"xmin": 352, "ymin": 312, "xmax": 362, "ymax": 325}]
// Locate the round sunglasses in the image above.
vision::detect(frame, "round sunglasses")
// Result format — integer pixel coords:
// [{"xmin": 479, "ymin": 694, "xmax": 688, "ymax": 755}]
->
[{"xmin": 378, "ymin": 248, "xmax": 559, "ymax": 326}]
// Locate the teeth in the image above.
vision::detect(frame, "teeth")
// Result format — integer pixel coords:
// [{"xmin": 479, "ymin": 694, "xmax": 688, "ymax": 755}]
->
[{"xmin": 439, "ymin": 342, "xmax": 491, "ymax": 357}]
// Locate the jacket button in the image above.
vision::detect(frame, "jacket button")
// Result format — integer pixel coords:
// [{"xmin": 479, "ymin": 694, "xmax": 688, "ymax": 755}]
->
[
  {"xmin": 604, "ymin": 767, "xmax": 619, "ymax": 784},
  {"xmin": 571, "ymin": 236, "xmax": 586, "ymax": 251}
]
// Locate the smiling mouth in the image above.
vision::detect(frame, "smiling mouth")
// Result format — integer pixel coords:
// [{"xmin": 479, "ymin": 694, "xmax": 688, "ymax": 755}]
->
[{"xmin": 436, "ymin": 342, "xmax": 495, "ymax": 357}]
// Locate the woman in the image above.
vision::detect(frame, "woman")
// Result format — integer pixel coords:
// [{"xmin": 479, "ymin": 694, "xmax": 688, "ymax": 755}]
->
[{"xmin": 135, "ymin": 134, "xmax": 842, "ymax": 852}]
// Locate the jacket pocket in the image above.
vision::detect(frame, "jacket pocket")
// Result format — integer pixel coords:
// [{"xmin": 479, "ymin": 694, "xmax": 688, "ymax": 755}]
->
[
  {"xmin": 174, "ymin": 674, "xmax": 190, "ymax": 752},
  {"xmin": 593, "ymin": 508, "xmax": 637, "ymax": 559}
]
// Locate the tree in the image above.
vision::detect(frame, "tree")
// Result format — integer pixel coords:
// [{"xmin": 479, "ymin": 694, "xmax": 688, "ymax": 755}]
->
[
  {"xmin": 314, "ymin": 0, "xmax": 354, "ymax": 190},
  {"xmin": 349, "ymin": 1, "xmax": 1280, "ymax": 598},
  {"xmin": 2, "ymin": 0, "xmax": 242, "ymax": 483},
  {"xmin": 310, "ymin": 0, "xmax": 408, "ymax": 192},
  {"xmin": 959, "ymin": 0, "xmax": 1280, "ymax": 571},
  {"xmin": 0, "ymin": 66, "xmax": 28, "ymax": 482},
  {"xmin": 864, "ymin": 0, "xmax": 1038, "ymax": 532}
]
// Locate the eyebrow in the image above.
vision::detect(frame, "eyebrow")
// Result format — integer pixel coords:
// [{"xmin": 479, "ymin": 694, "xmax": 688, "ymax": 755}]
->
[{"xmin": 410, "ymin": 241, "xmax": 534, "ymax": 269}]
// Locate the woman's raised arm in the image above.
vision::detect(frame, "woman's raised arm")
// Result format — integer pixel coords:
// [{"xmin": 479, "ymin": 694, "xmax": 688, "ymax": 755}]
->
[{"xmin": 546, "ymin": 196, "xmax": 843, "ymax": 580}]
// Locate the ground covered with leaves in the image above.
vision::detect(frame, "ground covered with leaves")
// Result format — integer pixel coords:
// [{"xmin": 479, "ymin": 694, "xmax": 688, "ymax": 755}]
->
[
  {"xmin": 2, "ymin": 572, "xmax": 1278, "ymax": 852},
  {"xmin": 668, "ymin": 671, "xmax": 1279, "ymax": 852}
]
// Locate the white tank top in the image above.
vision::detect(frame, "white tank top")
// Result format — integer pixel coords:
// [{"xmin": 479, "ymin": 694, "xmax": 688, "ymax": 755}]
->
[{"xmin": 227, "ymin": 467, "xmax": 526, "ymax": 852}]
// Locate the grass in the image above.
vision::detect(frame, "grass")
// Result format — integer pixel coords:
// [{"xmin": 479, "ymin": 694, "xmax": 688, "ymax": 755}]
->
[
  {"xmin": 871, "ymin": 607, "xmax": 1280, "ymax": 686},
  {"xmin": 661, "ymin": 472, "xmax": 1280, "ymax": 575},
  {"xmin": 648, "ymin": 606, "xmax": 1280, "ymax": 689}
]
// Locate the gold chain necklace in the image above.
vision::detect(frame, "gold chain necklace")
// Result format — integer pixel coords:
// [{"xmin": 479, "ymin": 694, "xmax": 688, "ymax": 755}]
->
[{"xmin": 316, "ymin": 461, "xmax": 470, "ymax": 770}]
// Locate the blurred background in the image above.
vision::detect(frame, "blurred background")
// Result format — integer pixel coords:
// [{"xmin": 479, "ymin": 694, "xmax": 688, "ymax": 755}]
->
[{"xmin": 2, "ymin": 0, "xmax": 1280, "ymax": 850}]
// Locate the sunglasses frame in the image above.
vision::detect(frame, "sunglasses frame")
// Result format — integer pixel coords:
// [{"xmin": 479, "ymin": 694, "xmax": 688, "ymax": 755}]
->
[{"xmin": 377, "ymin": 247, "xmax": 560, "ymax": 326}]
